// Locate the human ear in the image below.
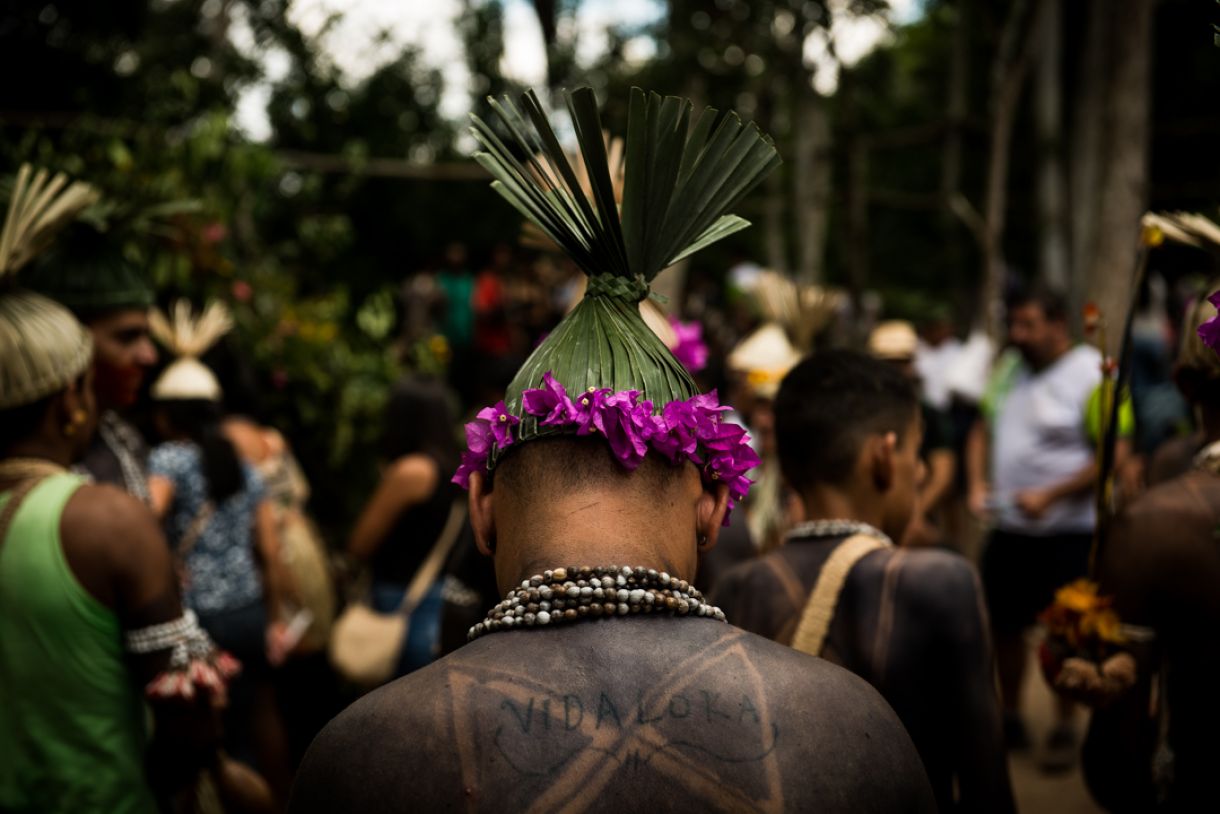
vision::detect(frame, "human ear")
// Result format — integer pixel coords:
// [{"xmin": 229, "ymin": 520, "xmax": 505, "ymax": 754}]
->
[
  {"xmin": 869, "ymin": 432, "xmax": 897, "ymax": 492},
  {"xmin": 696, "ymin": 483, "xmax": 731, "ymax": 550},
  {"xmin": 468, "ymin": 471, "xmax": 497, "ymax": 557}
]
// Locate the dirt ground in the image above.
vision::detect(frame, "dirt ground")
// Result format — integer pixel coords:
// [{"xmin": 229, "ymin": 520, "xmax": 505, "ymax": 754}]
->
[{"xmin": 1008, "ymin": 636, "xmax": 1104, "ymax": 814}]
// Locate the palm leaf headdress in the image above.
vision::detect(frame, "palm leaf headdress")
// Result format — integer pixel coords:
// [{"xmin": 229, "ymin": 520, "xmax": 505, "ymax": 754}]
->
[
  {"xmin": 149, "ymin": 300, "xmax": 233, "ymax": 402},
  {"xmin": 470, "ymin": 87, "xmax": 781, "ymax": 458},
  {"xmin": 0, "ymin": 165, "xmax": 99, "ymax": 410}
]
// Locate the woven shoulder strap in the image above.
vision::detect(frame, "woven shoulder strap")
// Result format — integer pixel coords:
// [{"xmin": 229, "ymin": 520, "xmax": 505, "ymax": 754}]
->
[{"xmin": 790, "ymin": 534, "xmax": 889, "ymax": 657}]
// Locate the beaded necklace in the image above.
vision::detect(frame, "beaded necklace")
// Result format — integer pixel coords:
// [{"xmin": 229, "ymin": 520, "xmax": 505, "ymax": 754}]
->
[
  {"xmin": 785, "ymin": 519, "xmax": 893, "ymax": 546},
  {"xmin": 1193, "ymin": 438, "xmax": 1220, "ymax": 476},
  {"xmin": 468, "ymin": 565, "xmax": 726, "ymax": 642}
]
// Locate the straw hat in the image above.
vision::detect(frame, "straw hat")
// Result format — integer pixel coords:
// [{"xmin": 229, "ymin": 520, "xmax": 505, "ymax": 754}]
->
[
  {"xmin": 149, "ymin": 300, "xmax": 233, "ymax": 402},
  {"xmin": 728, "ymin": 322, "xmax": 801, "ymax": 399},
  {"xmin": 0, "ymin": 165, "xmax": 99, "ymax": 410},
  {"xmin": 867, "ymin": 320, "xmax": 919, "ymax": 361}
]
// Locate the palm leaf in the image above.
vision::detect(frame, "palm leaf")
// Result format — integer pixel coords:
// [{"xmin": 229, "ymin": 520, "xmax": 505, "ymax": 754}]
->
[
  {"xmin": 0, "ymin": 164, "xmax": 100, "ymax": 278},
  {"xmin": 470, "ymin": 86, "xmax": 780, "ymax": 283}
]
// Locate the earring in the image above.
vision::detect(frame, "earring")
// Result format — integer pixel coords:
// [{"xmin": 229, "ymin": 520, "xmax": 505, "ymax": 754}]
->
[
  {"xmin": 697, "ymin": 534, "xmax": 709, "ymax": 548},
  {"xmin": 63, "ymin": 409, "xmax": 87, "ymax": 438}
]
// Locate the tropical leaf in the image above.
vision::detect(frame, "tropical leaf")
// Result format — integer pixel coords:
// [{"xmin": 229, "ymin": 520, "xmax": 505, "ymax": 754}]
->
[{"xmin": 469, "ymin": 86, "xmax": 780, "ymax": 284}]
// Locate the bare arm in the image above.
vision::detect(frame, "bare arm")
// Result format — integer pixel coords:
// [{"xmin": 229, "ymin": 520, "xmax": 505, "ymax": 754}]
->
[
  {"xmin": 1081, "ymin": 499, "xmax": 1164, "ymax": 809},
  {"xmin": 927, "ymin": 559, "xmax": 1017, "ymax": 813},
  {"xmin": 965, "ymin": 418, "xmax": 989, "ymax": 515},
  {"xmin": 346, "ymin": 455, "xmax": 440, "ymax": 560},
  {"xmin": 63, "ymin": 485, "xmax": 215, "ymax": 795},
  {"xmin": 147, "ymin": 474, "xmax": 175, "ymax": 519},
  {"xmin": 255, "ymin": 500, "xmax": 287, "ymax": 619},
  {"xmin": 919, "ymin": 448, "xmax": 956, "ymax": 514}
]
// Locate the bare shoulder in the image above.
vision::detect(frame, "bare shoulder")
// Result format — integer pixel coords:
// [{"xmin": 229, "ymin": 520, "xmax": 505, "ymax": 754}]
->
[
  {"xmin": 887, "ymin": 548, "xmax": 982, "ymax": 617},
  {"xmin": 62, "ymin": 482, "xmax": 162, "ymax": 548},
  {"xmin": 293, "ymin": 621, "xmax": 934, "ymax": 814},
  {"xmin": 388, "ymin": 454, "xmax": 440, "ymax": 492}
]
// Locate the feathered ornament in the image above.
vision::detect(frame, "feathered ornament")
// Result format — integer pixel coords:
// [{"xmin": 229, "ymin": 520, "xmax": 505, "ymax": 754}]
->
[
  {"xmin": 752, "ymin": 269, "xmax": 843, "ymax": 354},
  {"xmin": 149, "ymin": 300, "xmax": 233, "ymax": 402},
  {"xmin": 0, "ymin": 165, "xmax": 99, "ymax": 410}
]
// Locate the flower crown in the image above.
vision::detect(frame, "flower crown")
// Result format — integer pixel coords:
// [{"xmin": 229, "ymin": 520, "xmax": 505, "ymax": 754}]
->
[{"xmin": 453, "ymin": 372, "xmax": 759, "ymax": 523}]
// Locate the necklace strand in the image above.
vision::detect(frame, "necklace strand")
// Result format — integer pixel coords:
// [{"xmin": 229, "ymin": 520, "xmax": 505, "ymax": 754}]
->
[
  {"xmin": 469, "ymin": 565, "xmax": 726, "ymax": 642},
  {"xmin": 785, "ymin": 519, "xmax": 893, "ymax": 546}
]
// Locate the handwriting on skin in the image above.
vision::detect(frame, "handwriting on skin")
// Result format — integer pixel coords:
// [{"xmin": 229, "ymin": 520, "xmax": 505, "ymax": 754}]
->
[{"xmin": 492, "ymin": 687, "xmax": 779, "ymax": 776}]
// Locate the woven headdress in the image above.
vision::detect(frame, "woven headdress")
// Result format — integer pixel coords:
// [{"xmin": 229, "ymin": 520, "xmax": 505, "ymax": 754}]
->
[
  {"xmin": 454, "ymin": 87, "xmax": 780, "ymax": 517},
  {"xmin": 0, "ymin": 165, "xmax": 100, "ymax": 410},
  {"xmin": 149, "ymin": 300, "xmax": 233, "ymax": 402}
]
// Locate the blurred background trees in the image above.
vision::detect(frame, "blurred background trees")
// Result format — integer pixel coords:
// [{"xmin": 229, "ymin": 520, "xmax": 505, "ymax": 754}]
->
[{"xmin": 2, "ymin": 0, "xmax": 1218, "ymax": 526}]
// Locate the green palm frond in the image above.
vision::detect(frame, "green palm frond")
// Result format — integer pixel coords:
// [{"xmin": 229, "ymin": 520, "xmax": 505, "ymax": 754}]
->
[{"xmin": 469, "ymin": 86, "xmax": 781, "ymax": 283}]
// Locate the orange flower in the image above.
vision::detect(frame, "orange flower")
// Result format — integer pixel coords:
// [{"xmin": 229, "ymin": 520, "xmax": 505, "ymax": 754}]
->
[
  {"xmin": 1082, "ymin": 303, "xmax": 1101, "ymax": 335},
  {"xmin": 1054, "ymin": 579, "xmax": 1101, "ymax": 614}
]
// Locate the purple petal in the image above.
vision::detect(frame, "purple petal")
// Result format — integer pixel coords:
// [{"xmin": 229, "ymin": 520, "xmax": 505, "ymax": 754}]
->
[{"xmin": 1199, "ymin": 314, "xmax": 1220, "ymax": 352}]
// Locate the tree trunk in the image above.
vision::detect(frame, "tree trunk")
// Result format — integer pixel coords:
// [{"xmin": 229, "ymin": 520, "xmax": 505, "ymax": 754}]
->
[
  {"xmin": 940, "ymin": 0, "xmax": 970, "ymax": 224},
  {"xmin": 792, "ymin": 85, "xmax": 832, "ymax": 286},
  {"xmin": 940, "ymin": 0, "xmax": 972, "ymax": 324},
  {"xmin": 1083, "ymin": 0, "xmax": 1154, "ymax": 358},
  {"xmin": 1069, "ymin": 0, "xmax": 1107, "ymax": 321},
  {"xmin": 1034, "ymin": 0, "xmax": 1070, "ymax": 292},
  {"xmin": 977, "ymin": 0, "xmax": 1037, "ymax": 340}
]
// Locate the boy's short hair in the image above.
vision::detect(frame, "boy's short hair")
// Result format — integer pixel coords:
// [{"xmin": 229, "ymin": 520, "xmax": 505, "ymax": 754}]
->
[{"xmin": 774, "ymin": 350, "xmax": 919, "ymax": 491}]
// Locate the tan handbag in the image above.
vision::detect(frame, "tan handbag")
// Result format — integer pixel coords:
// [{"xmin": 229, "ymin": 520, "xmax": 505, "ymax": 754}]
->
[
  {"xmin": 329, "ymin": 500, "xmax": 466, "ymax": 686},
  {"xmin": 276, "ymin": 513, "xmax": 336, "ymax": 653}
]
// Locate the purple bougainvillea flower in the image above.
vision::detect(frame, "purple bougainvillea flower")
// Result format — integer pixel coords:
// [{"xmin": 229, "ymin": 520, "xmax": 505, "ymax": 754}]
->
[
  {"xmin": 1199, "ymin": 291, "xmax": 1220, "ymax": 353},
  {"xmin": 593, "ymin": 391, "xmax": 653, "ymax": 469},
  {"xmin": 476, "ymin": 401, "xmax": 519, "ymax": 448},
  {"xmin": 669, "ymin": 316, "xmax": 709, "ymax": 374},
  {"xmin": 452, "ymin": 417, "xmax": 498, "ymax": 489},
  {"xmin": 521, "ymin": 372, "xmax": 578, "ymax": 427},
  {"xmin": 699, "ymin": 421, "xmax": 750, "ymax": 453},
  {"xmin": 704, "ymin": 441, "xmax": 762, "ymax": 524},
  {"xmin": 455, "ymin": 387, "xmax": 761, "ymax": 518},
  {"xmin": 572, "ymin": 387, "xmax": 611, "ymax": 436},
  {"xmin": 463, "ymin": 418, "xmax": 495, "ymax": 456},
  {"xmin": 451, "ymin": 449, "xmax": 487, "ymax": 489}
]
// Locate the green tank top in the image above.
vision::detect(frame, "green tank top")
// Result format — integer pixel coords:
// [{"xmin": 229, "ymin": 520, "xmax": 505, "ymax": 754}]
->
[{"xmin": 0, "ymin": 473, "xmax": 156, "ymax": 814}]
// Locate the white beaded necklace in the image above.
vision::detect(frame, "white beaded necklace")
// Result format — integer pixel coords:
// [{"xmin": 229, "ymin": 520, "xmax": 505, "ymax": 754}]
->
[
  {"xmin": 469, "ymin": 565, "xmax": 726, "ymax": 641},
  {"xmin": 785, "ymin": 519, "xmax": 893, "ymax": 546}
]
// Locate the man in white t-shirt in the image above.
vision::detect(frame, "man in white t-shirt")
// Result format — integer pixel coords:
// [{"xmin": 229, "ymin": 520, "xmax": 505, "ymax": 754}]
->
[{"xmin": 966, "ymin": 289, "xmax": 1132, "ymax": 772}]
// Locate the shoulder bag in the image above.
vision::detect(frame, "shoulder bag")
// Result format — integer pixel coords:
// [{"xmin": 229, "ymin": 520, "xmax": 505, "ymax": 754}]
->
[{"xmin": 329, "ymin": 500, "xmax": 467, "ymax": 686}]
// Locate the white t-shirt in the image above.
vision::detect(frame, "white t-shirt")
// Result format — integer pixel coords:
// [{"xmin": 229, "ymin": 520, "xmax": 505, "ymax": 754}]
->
[
  {"xmin": 989, "ymin": 345, "xmax": 1101, "ymax": 535},
  {"xmin": 915, "ymin": 338, "xmax": 963, "ymax": 410}
]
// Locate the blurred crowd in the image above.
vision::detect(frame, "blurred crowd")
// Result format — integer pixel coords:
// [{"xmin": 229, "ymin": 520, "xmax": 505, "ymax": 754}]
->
[{"xmin": 6, "ymin": 206, "xmax": 1220, "ymax": 813}]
